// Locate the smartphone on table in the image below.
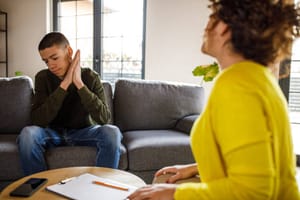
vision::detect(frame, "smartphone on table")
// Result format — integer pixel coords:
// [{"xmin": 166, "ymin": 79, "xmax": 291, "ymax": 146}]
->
[{"xmin": 10, "ymin": 177, "xmax": 48, "ymax": 197}]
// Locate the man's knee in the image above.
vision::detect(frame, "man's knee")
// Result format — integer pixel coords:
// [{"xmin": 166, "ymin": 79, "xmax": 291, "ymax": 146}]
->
[
  {"xmin": 99, "ymin": 125, "xmax": 122, "ymax": 146},
  {"xmin": 18, "ymin": 126, "xmax": 44, "ymax": 145}
]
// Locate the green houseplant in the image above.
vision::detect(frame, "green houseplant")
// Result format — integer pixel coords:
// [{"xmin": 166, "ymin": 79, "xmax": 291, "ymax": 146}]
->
[
  {"xmin": 15, "ymin": 71, "xmax": 23, "ymax": 76},
  {"xmin": 192, "ymin": 62, "xmax": 219, "ymax": 85}
]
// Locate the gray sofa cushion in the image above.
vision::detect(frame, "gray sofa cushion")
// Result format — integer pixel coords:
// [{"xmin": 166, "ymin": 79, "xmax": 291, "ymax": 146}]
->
[
  {"xmin": 123, "ymin": 130, "xmax": 194, "ymax": 171},
  {"xmin": 0, "ymin": 134, "xmax": 129, "ymax": 181},
  {"xmin": 114, "ymin": 79, "xmax": 204, "ymax": 131},
  {"xmin": 0, "ymin": 134, "xmax": 23, "ymax": 180},
  {"xmin": 0, "ymin": 76, "xmax": 33, "ymax": 134},
  {"xmin": 45, "ymin": 144, "xmax": 128, "ymax": 170}
]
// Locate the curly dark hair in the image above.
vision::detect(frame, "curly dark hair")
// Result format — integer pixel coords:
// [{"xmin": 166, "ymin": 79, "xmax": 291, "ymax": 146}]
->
[{"xmin": 209, "ymin": 0, "xmax": 300, "ymax": 66}]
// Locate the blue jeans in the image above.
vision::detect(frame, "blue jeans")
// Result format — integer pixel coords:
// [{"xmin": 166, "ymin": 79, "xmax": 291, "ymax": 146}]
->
[{"xmin": 17, "ymin": 125, "xmax": 122, "ymax": 176}]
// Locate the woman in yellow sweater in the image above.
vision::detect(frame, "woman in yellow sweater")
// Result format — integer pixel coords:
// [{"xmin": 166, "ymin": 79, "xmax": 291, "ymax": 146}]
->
[{"xmin": 128, "ymin": 0, "xmax": 300, "ymax": 200}]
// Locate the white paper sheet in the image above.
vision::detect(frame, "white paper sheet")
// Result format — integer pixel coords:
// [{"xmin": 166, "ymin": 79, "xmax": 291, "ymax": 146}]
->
[{"xmin": 46, "ymin": 173, "xmax": 137, "ymax": 200}]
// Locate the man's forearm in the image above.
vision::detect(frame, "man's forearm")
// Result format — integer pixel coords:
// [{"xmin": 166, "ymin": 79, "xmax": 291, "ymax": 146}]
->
[
  {"xmin": 77, "ymin": 86, "xmax": 111, "ymax": 124},
  {"xmin": 31, "ymin": 87, "xmax": 67, "ymax": 126}
]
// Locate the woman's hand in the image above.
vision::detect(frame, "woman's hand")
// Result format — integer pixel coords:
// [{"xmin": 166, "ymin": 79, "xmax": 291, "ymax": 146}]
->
[
  {"xmin": 127, "ymin": 184, "xmax": 176, "ymax": 200},
  {"xmin": 155, "ymin": 163, "xmax": 198, "ymax": 183}
]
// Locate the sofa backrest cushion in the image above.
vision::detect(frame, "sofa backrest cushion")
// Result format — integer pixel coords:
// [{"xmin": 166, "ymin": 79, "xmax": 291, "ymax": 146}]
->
[
  {"xmin": 102, "ymin": 81, "xmax": 114, "ymax": 123},
  {"xmin": 0, "ymin": 76, "xmax": 33, "ymax": 134},
  {"xmin": 113, "ymin": 79, "xmax": 204, "ymax": 131}
]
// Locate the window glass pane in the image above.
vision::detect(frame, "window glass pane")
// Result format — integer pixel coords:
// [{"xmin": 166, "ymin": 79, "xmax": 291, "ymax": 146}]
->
[
  {"xmin": 57, "ymin": 0, "xmax": 93, "ymax": 69},
  {"xmin": 101, "ymin": 0, "xmax": 144, "ymax": 82},
  {"xmin": 289, "ymin": 60, "xmax": 300, "ymax": 123},
  {"xmin": 102, "ymin": 37, "xmax": 122, "ymax": 61},
  {"xmin": 76, "ymin": 1, "xmax": 93, "ymax": 15},
  {"xmin": 289, "ymin": 0, "xmax": 300, "ymax": 124},
  {"xmin": 59, "ymin": 16, "xmax": 76, "ymax": 39},
  {"xmin": 77, "ymin": 38, "xmax": 93, "ymax": 68},
  {"xmin": 292, "ymin": 39, "xmax": 300, "ymax": 60},
  {"xmin": 124, "ymin": 61, "xmax": 142, "ymax": 76},
  {"xmin": 123, "ymin": 37, "xmax": 142, "ymax": 61},
  {"xmin": 77, "ymin": 15, "xmax": 93, "ymax": 38},
  {"xmin": 290, "ymin": 0, "xmax": 300, "ymax": 155},
  {"xmin": 102, "ymin": 11, "xmax": 122, "ymax": 37},
  {"xmin": 102, "ymin": 61, "xmax": 142, "ymax": 83},
  {"xmin": 122, "ymin": 62, "xmax": 142, "ymax": 78},
  {"xmin": 54, "ymin": 0, "xmax": 145, "ymax": 83},
  {"xmin": 59, "ymin": 1, "xmax": 92, "ymax": 16},
  {"xmin": 68, "ymin": 39, "xmax": 77, "ymax": 50},
  {"xmin": 60, "ymin": 1, "xmax": 76, "ymax": 16},
  {"xmin": 102, "ymin": 62, "xmax": 121, "ymax": 81}
]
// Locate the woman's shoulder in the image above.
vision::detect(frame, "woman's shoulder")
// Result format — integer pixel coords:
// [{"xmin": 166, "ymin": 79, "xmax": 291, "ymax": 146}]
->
[
  {"xmin": 216, "ymin": 61, "xmax": 268, "ymax": 86},
  {"xmin": 211, "ymin": 61, "xmax": 270, "ymax": 99}
]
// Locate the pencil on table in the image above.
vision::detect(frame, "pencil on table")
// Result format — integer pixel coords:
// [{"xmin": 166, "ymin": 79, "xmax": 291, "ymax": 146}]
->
[{"xmin": 92, "ymin": 181, "xmax": 129, "ymax": 191}]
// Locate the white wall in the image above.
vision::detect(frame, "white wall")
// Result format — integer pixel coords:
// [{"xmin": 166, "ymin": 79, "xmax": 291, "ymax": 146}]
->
[
  {"xmin": 145, "ymin": 0, "xmax": 214, "ymax": 85},
  {"xmin": 0, "ymin": 0, "xmax": 214, "ymax": 87},
  {"xmin": 0, "ymin": 0, "xmax": 49, "ymax": 79}
]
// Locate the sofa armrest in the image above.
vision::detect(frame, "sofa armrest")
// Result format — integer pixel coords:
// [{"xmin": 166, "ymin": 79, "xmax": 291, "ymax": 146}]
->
[
  {"xmin": 0, "ymin": 76, "xmax": 33, "ymax": 133},
  {"xmin": 175, "ymin": 114, "xmax": 199, "ymax": 134}
]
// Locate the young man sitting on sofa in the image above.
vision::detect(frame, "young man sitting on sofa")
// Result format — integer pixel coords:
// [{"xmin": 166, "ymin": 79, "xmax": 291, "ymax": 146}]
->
[{"xmin": 17, "ymin": 32, "xmax": 122, "ymax": 175}]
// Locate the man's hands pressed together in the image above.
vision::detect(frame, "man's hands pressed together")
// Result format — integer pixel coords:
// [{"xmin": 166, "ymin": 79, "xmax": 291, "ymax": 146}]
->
[{"xmin": 60, "ymin": 50, "xmax": 84, "ymax": 90}]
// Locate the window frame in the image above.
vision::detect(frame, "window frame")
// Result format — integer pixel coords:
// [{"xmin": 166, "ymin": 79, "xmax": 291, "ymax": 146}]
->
[
  {"xmin": 279, "ymin": 59, "xmax": 291, "ymax": 101},
  {"xmin": 279, "ymin": 58, "xmax": 300, "ymax": 163},
  {"xmin": 52, "ymin": 0, "xmax": 147, "ymax": 80}
]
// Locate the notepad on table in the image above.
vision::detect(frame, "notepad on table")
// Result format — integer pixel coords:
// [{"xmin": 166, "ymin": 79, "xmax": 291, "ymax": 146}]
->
[{"xmin": 46, "ymin": 173, "xmax": 137, "ymax": 200}]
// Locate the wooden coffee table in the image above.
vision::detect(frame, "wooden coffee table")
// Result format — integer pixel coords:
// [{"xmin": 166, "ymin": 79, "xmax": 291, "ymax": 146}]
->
[{"xmin": 0, "ymin": 167, "xmax": 146, "ymax": 200}]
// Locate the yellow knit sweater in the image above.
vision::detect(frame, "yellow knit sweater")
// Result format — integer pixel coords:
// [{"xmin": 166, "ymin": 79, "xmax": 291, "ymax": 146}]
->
[{"xmin": 175, "ymin": 61, "xmax": 299, "ymax": 200}]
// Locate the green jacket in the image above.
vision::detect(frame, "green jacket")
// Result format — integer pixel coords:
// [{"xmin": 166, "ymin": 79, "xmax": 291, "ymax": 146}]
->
[{"xmin": 31, "ymin": 68, "xmax": 111, "ymax": 129}]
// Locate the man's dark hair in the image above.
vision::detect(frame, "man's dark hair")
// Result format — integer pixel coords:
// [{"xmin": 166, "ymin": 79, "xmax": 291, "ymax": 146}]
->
[
  {"xmin": 209, "ymin": 0, "xmax": 300, "ymax": 66},
  {"xmin": 38, "ymin": 32, "xmax": 70, "ymax": 51}
]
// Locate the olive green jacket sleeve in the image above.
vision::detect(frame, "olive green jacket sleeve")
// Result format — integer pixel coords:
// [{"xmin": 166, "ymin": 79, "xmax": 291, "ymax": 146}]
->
[
  {"xmin": 31, "ymin": 71, "xmax": 68, "ymax": 127},
  {"xmin": 77, "ymin": 74, "xmax": 111, "ymax": 125}
]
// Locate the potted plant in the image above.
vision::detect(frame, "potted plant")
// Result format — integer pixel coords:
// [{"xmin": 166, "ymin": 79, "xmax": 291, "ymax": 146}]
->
[
  {"xmin": 15, "ymin": 71, "xmax": 23, "ymax": 76},
  {"xmin": 192, "ymin": 62, "xmax": 219, "ymax": 85}
]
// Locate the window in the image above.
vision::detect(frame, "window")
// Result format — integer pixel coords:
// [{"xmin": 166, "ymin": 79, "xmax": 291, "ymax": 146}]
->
[
  {"xmin": 289, "ymin": 38, "xmax": 300, "ymax": 122},
  {"xmin": 289, "ymin": 0, "xmax": 300, "ymax": 155},
  {"xmin": 290, "ymin": 34, "xmax": 300, "ymax": 156},
  {"xmin": 277, "ymin": 0, "xmax": 300, "ymax": 156},
  {"xmin": 53, "ymin": 0, "xmax": 146, "ymax": 83}
]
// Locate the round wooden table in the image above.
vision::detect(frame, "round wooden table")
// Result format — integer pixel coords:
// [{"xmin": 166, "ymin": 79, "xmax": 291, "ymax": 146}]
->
[{"xmin": 0, "ymin": 167, "xmax": 146, "ymax": 200}]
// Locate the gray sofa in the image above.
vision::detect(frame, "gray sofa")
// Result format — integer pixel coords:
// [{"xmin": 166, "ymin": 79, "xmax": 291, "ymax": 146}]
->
[{"xmin": 0, "ymin": 76, "xmax": 204, "ymax": 191}]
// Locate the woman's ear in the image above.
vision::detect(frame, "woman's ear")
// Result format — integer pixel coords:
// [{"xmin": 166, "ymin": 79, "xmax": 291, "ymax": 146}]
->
[
  {"xmin": 216, "ymin": 20, "xmax": 232, "ymax": 47},
  {"xmin": 217, "ymin": 20, "xmax": 231, "ymax": 37}
]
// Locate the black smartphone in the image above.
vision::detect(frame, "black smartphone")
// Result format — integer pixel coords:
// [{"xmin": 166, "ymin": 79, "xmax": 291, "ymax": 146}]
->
[{"xmin": 10, "ymin": 177, "xmax": 48, "ymax": 197}]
